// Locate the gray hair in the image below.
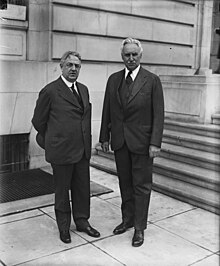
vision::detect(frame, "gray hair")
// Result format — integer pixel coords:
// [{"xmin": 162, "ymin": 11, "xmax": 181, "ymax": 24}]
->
[
  {"xmin": 121, "ymin": 37, "xmax": 143, "ymax": 54},
  {"xmin": 60, "ymin": 51, "xmax": 82, "ymax": 68}
]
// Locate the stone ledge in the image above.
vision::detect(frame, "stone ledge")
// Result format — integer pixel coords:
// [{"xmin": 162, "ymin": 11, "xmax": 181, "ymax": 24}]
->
[
  {"xmin": 0, "ymin": 4, "xmax": 26, "ymax": 21},
  {"xmin": 0, "ymin": 19, "xmax": 28, "ymax": 30}
]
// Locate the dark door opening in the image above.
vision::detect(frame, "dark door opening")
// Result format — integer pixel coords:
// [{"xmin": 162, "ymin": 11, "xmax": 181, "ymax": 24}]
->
[{"xmin": 0, "ymin": 134, "xmax": 29, "ymax": 173}]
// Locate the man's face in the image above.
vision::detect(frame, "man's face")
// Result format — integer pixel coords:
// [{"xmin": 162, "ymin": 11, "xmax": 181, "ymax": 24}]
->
[
  {"xmin": 61, "ymin": 55, "xmax": 81, "ymax": 82},
  {"xmin": 121, "ymin": 43, "xmax": 142, "ymax": 71}
]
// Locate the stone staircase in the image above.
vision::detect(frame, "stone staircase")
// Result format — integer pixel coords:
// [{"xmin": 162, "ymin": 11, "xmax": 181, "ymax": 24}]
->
[
  {"xmin": 159, "ymin": 74, "xmax": 220, "ymax": 124},
  {"xmin": 212, "ymin": 113, "xmax": 220, "ymax": 125},
  {"xmin": 90, "ymin": 120, "xmax": 220, "ymax": 214}
]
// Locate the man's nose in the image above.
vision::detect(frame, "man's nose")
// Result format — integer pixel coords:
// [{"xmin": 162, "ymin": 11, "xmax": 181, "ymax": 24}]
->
[
  {"xmin": 70, "ymin": 65, "xmax": 76, "ymax": 70},
  {"xmin": 129, "ymin": 54, "xmax": 134, "ymax": 61}
]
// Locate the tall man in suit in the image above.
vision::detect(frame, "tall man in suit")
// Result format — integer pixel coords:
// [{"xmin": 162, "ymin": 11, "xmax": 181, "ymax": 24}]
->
[
  {"xmin": 32, "ymin": 51, "xmax": 100, "ymax": 244},
  {"xmin": 99, "ymin": 38, "xmax": 164, "ymax": 247}
]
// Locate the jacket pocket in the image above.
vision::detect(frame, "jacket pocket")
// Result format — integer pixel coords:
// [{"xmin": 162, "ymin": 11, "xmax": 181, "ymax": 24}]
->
[
  {"xmin": 50, "ymin": 136, "xmax": 65, "ymax": 146},
  {"xmin": 142, "ymin": 125, "xmax": 152, "ymax": 135}
]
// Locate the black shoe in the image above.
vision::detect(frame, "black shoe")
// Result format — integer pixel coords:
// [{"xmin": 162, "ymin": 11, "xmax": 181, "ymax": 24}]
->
[
  {"xmin": 77, "ymin": 225, "xmax": 100, "ymax": 238},
  {"xmin": 113, "ymin": 222, "xmax": 133, "ymax": 235},
  {"xmin": 60, "ymin": 230, "xmax": 71, "ymax": 244},
  {"xmin": 132, "ymin": 230, "xmax": 144, "ymax": 247}
]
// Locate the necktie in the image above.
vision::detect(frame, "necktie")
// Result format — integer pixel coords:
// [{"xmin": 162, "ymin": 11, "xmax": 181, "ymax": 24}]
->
[
  {"xmin": 126, "ymin": 71, "xmax": 133, "ymax": 86},
  {"xmin": 70, "ymin": 84, "xmax": 82, "ymax": 106}
]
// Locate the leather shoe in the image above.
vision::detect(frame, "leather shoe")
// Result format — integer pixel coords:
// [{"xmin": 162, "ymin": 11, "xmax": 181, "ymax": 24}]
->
[
  {"xmin": 113, "ymin": 222, "xmax": 133, "ymax": 235},
  {"xmin": 132, "ymin": 230, "xmax": 144, "ymax": 247},
  {"xmin": 77, "ymin": 225, "xmax": 100, "ymax": 238},
  {"xmin": 60, "ymin": 230, "xmax": 71, "ymax": 244}
]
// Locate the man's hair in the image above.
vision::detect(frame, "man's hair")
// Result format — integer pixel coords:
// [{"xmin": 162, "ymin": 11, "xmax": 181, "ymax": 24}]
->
[
  {"xmin": 60, "ymin": 51, "xmax": 82, "ymax": 68},
  {"xmin": 121, "ymin": 37, "xmax": 143, "ymax": 54}
]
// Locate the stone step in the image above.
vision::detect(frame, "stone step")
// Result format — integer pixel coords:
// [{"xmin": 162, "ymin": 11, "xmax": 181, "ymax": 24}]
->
[
  {"xmin": 96, "ymin": 143, "xmax": 220, "ymax": 171},
  {"xmin": 90, "ymin": 154, "xmax": 116, "ymax": 175},
  {"xmin": 96, "ymin": 147, "xmax": 115, "ymax": 161},
  {"xmin": 164, "ymin": 120, "xmax": 220, "ymax": 138},
  {"xmin": 153, "ymin": 173, "xmax": 220, "ymax": 214},
  {"xmin": 212, "ymin": 113, "xmax": 220, "ymax": 125},
  {"xmin": 163, "ymin": 129, "xmax": 220, "ymax": 153},
  {"xmin": 94, "ymin": 149, "xmax": 220, "ymax": 191},
  {"xmin": 153, "ymin": 157, "xmax": 219, "ymax": 192},
  {"xmin": 161, "ymin": 142, "xmax": 220, "ymax": 171},
  {"xmin": 90, "ymin": 154, "xmax": 220, "ymax": 214}
]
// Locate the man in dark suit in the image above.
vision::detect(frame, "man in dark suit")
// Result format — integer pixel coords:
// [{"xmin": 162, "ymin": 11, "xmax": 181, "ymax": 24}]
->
[
  {"xmin": 99, "ymin": 38, "xmax": 164, "ymax": 247},
  {"xmin": 214, "ymin": 27, "xmax": 220, "ymax": 74},
  {"xmin": 32, "ymin": 51, "xmax": 100, "ymax": 244}
]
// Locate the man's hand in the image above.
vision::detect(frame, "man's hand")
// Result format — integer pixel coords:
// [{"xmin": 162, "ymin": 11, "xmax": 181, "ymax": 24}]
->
[
  {"xmin": 101, "ymin": 141, "xmax": 109, "ymax": 153},
  {"xmin": 149, "ymin": 145, "xmax": 161, "ymax": 158}
]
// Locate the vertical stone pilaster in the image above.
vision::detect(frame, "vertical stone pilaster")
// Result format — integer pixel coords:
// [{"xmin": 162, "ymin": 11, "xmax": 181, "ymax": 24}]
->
[
  {"xmin": 27, "ymin": 0, "xmax": 52, "ymax": 61},
  {"xmin": 210, "ymin": 0, "xmax": 220, "ymax": 72},
  {"xmin": 194, "ymin": 0, "xmax": 214, "ymax": 74}
]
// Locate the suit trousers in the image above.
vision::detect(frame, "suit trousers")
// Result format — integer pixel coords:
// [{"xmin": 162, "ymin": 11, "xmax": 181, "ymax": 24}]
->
[
  {"xmin": 114, "ymin": 142, "xmax": 153, "ymax": 230},
  {"xmin": 51, "ymin": 154, "xmax": 90, "ymax": 232}
]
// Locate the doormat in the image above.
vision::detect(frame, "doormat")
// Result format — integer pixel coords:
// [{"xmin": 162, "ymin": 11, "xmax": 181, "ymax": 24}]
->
[{"xmin": 0, "ymin": 168, "xmax": 113, "ymax": 203}]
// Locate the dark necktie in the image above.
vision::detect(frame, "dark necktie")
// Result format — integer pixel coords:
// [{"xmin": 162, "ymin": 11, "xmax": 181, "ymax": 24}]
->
[
  {"xmin": 70, "ymin": 84, "xmax": 82, "ymax": 106},
  {"xmin": 126, "ymin": 71, "xmax": 133, "ymax": 86}
]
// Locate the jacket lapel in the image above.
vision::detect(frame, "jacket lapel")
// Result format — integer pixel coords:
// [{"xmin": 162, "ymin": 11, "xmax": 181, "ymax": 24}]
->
[
  {"xmin": 115, "ymin": 70, "xmax": 125, "ymax": 106},
  {"xmin": 127, "ymin": 67, "xmax": 149, "ymax": 104},
  {"xmin": 76, "ymin": 82, "xmax": 87, "ymax": 109},
  {"xmin": 57, "ymin": 78, "xmax": 82, "ymax": 109}
]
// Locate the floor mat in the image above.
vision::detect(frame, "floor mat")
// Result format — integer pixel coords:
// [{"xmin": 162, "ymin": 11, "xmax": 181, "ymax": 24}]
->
[{"xmin": 0, "ymin": 168, "xmax": 113, "ymax": 203}]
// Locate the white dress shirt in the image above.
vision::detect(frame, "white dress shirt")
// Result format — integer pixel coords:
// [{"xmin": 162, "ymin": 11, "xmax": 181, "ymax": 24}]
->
[
  {"xmin": 61, "ymin": 75, "xmax": 79, "ymax": 94},
  {"xmin": 124, "ymin": 65, "xmax": 140, "ymax": 81}
]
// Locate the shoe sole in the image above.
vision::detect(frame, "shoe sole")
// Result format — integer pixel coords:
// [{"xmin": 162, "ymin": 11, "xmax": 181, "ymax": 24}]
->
[
  {"xmin": 113, "ymin": 225, "xmax": 134, "ymax": 235},
  {"xmin": 132, "ymin": 241, "xmax": 144, "ymax": 247},
  {"xmin": 76, "ymin": 228, "xmax": 100, "ymax": 238},
  {"xmin": 60, "ymin": 238, "xmax": 71, "ymax": 244},
  {"xmin": 113, "ymin": 230, "xmax": 126, "ymax": 235}
]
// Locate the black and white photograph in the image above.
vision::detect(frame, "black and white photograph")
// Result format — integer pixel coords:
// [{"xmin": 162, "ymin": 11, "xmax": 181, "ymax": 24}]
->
[{"xmin": 0, "ymin": 0, "xmax": 219, "ymax": 265}]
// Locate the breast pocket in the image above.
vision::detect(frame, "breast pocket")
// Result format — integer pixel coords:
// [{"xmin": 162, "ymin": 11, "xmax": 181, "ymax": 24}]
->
[
  {"xmin": 136, "ymin": 91, "xmax": 151, "ymax": 108},
  {"xmin": 139, "ymin": 91, "xmax": 151, "ymax": 98}
]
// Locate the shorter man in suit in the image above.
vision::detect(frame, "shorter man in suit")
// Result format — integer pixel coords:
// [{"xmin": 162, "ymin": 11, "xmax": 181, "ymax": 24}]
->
[
  {"xmin": 99, "ymin": 38, "xmax": 164, "ymax": 247},
  {"xmin": 32, "ymin": 51, "xmax": 100, "ymax": 244}
]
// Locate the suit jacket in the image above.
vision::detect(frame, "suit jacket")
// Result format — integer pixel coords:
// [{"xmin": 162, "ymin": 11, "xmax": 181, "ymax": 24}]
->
[
  {"xmin": 99, "ymin": 66, "xmax": 164, "ymax": 155},
  {"xmin": 32, "ymin": 77, "xmax": 92, "ymax": 164}
]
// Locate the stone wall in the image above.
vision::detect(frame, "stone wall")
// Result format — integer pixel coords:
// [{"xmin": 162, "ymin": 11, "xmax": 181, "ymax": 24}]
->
[
  {"xmin": 51, "ymin": 1, "xmax": 196, "ymax": 70},
  {"xmin": 0, "ymin": 4, "xmax": 27, "ymax": 60},
  {"xmin": 210, "ymin": 0, "xmax": 220, "ymax": 72},
  {"xmin": 0, "ymin": 0, "xmax": 216, "ymax": 169}
]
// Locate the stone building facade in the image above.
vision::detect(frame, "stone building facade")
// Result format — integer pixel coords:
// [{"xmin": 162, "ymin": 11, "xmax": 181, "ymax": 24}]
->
[{"xmin": 0, "ymin": 1, "xmax": 220, "ymax": 213}]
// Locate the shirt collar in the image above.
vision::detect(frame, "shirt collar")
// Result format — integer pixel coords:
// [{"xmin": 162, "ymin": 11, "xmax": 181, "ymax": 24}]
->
[
  {"xmin": 125, "ymin": 65, "xmax": 140, "ymax": 81},
  {"xmin": 61, "ymin": 75, "xmax": 75, "ymax": 88}
]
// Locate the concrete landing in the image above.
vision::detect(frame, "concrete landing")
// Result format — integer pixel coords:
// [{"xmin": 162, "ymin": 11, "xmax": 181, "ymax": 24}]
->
[{"xmin": 0, "ymin": 167, "xmax": 219, "ymax": 266}]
